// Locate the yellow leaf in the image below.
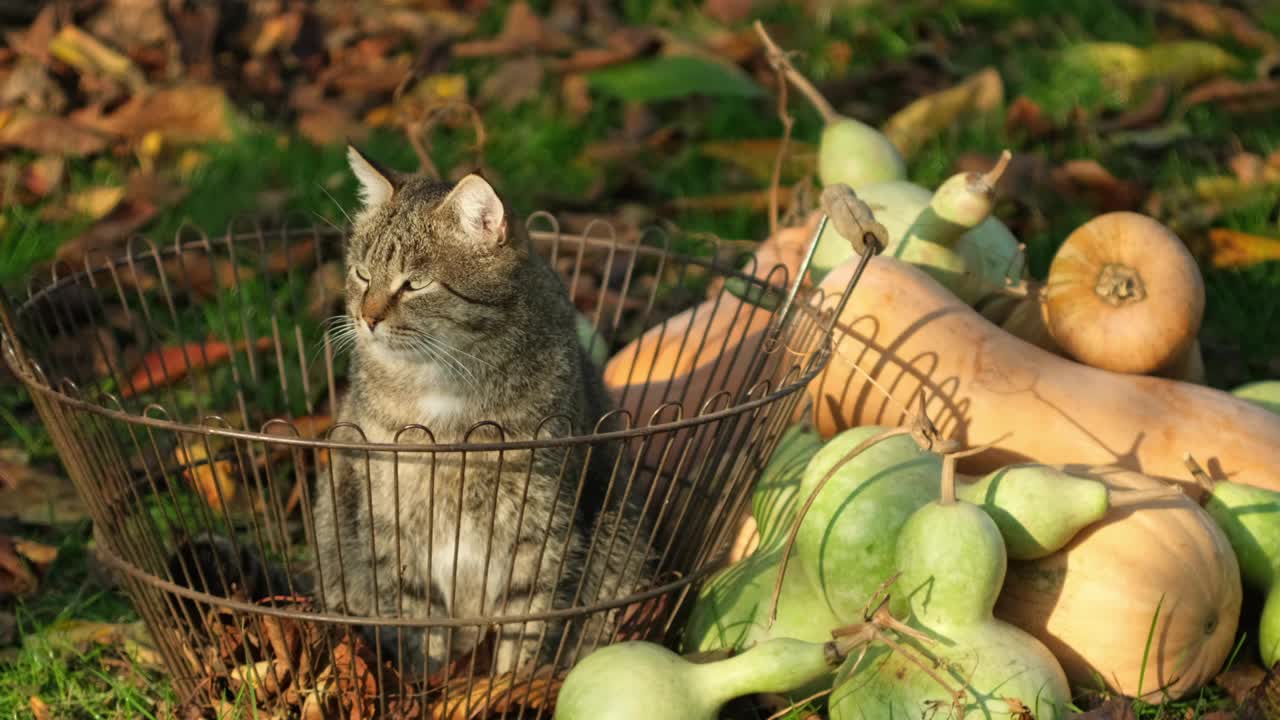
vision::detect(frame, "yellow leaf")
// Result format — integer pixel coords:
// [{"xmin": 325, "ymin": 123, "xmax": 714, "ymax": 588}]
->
[
  {"xmin": 882, "ymin": 67, "xmax": 1004, "ymax": 159},
  {"xmin": 423, "ymin": 73, "xmax": 468, "ymax": 101},
  {"xmin": 1207, "ymin": 228, "xmax": 1280, "ymax": 268},
  {"xmin": 174, "ymin": 442, "xmax": 237, "ymax": 512},
  {"xmin": 138, "ymin": 130, "xmax": 163, "ymax": 158},
  {"xmin": 67, "ymin": 186, "xmax": 125, "ymax": 219},
  {"xmin": 48, "ymin": 25, "xmax": 145, "ymax": 90},
  {"xmin": 177, "ymin": 149, "xmax": 210, "ymax": 178},
  {"xmin": 29, "ymin": 696, "xmax": 50, "ymax": 720}
]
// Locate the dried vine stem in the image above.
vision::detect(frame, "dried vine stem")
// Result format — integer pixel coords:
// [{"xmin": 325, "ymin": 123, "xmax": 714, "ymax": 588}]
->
[
  {"xmin": 937, "ymin": 438, "xmax": 1008, "ymax": 505},
  {"xmin": 1183, "ymin": 452, "xmax": 1217, "ymax": 494},
  {"xmin": 767, "ymin": 394, "xmax": 954, "ymax": 627},
  {"xmin": 761, "ymin": 25, "xmax": 795, "ymax": 239},
  {"xmin": 753, "ymin": 21, "xmax": 840, "ymax": 125}
]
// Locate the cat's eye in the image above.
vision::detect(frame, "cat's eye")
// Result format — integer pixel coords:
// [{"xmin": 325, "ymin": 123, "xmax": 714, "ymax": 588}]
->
[
  {"xmin": 403, "ymin": 278, "xmax": 431, "ymax": 293},
  {"xmin": 353, "ymin": 266, "xmax": 370, "ymax": 282}
]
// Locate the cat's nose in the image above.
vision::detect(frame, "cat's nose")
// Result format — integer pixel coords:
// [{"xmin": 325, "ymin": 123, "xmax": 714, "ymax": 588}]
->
[{"xmin": 362, "ymin": 313, "xmax": 382, "ymax": 331}]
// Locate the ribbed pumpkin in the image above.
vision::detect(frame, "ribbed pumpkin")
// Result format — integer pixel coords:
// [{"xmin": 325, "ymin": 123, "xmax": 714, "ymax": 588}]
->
[{"xmin": 995, "ymin": 466, "xmax": 1241, "ymax": 701}]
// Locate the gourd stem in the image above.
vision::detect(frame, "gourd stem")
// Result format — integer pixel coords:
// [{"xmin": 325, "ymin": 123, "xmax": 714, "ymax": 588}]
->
[
  {"xmin": 1108, "ymin": 486, "xmax": 1184, "ymax": 509},
  {"xmin": 873, "ymin": 629, "xmax": 965, "ymax": 707},
  {"xmin": 982, "ymin": 149, "xmax": 1013, "ymax": 187},
  {"xmin": 753, "ymin": 21, "xmax": 840, "ymax": 125},
  {"xmin": 767, "ymin": 426, "xmax": 912, "ymax": 627},
  {"xmin": 1094, "ymin": 263, "xmax": 1146, "ymax": 306},
  {"xmin": 938, "ymin": 438, "xmax": 1008, "ymax": 505},
  {"xmin": 693, "ymin": 638, "xmax": 850, "ymax": 708},
  {"xmin": 1183, "ymin": 452, "xmax": 1217, "ymax": 494}
]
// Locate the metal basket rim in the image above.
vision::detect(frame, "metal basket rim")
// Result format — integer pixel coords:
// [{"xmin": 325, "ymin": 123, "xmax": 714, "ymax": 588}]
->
[
  {"xmin": 3, "ymin": 217, "xmax": 842, "ymax": 452},
  {"xmin": 95, "ymin": 539, "xmax": 704, "ymax": 626}
]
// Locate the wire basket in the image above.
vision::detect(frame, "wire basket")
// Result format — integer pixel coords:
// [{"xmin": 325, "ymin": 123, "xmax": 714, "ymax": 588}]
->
[{"xmin": 0, "ymin": 211, "xmax": 853, "ymax": 718}]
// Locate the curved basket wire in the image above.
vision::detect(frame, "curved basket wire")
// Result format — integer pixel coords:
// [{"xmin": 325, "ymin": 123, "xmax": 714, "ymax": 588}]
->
[{"xmin": 0, "ymin": 211, "xmax": 851, "ymax": 717}]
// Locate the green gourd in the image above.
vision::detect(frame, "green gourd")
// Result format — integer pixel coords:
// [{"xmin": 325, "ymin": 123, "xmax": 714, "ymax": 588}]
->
[
  {"xmin": 1195, "ymin": 460, "xmax": 1280, "ymax": 667},
  {"xmin": 956, "ymin": 463, "xmax": 1179, "ymax": 560},
  {"xmin": 556, "ymin": 636, "xmax": 854, "ymax": 720},
  {"xmin": 575, "ymin": 313, "xmax": 609, "ymax": 367},
  {"xmin": 684, "ymin": 426, "xmax": 838, "ymax": 655},
  {"xmin": 794, "ymin": 425, "xmax": 942, "ymax": 620},
  {"xmin": 830, "ymin": 497, "xmax": 1070, "ymax": 719},
  {"xmin": 809, "ymin": 155, "xmax": 1023, "ymax": 303},
  {"xmin": 1232, "ymin": 380, "xmax": 1280, "ymax": 416}
]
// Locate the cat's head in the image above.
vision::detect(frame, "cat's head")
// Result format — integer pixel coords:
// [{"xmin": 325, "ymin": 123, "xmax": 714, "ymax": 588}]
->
[{"xmin": 342, "ymin": 146, "xmax": 527, "ymax": 362}]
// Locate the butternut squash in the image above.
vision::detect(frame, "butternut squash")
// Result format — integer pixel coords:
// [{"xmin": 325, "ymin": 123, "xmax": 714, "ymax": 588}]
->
[
  {"xmin": 995, "ymin": 466, "xmax": 1241, "ymax": 701},
  {"xmin": 807, "ymin": 256, "xmax": 1280, "ymax": 491}
]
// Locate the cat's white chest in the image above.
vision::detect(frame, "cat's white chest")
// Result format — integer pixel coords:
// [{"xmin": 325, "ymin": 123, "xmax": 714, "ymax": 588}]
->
[{"xmin": 416, "ymin": 390, "xmax": 465, "ymax": 431}]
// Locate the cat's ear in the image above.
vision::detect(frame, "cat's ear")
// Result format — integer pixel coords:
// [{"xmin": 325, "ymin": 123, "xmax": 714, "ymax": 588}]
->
[
  {"xmin": 347, "ymin": 145, "xmax": 399, "ymax": 209},
  {"xmin": 444, "ymin": 174, "xmax": 506, "ymax": 247}
]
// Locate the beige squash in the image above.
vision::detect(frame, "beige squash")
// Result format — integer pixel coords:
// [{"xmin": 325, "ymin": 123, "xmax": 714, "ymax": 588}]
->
[
  {"xmin": 807, "ymin": 256, "xmax": 1280, "ymax": 491},
  {"xmin": 1043, "ymin": 212, "xmax": 1204, "ymax": 375},
  {"xmin": 995, "ymin": 466, "xmax": 1241, "ymax": 700}
]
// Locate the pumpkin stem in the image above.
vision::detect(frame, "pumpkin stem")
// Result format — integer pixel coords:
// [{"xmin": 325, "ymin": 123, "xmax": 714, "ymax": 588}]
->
[
  {"xmin": 1182, "ymin": 452, "xmax": 1217, "ymax": 495},
  {"xmin": 1095, "ymin": 263, "xmax": 1146, "ymax": 306},
  {"xmin": 753, "ymin": 21, "xmax": 840, "ymax": 125},
  {"xmin": 982, "ymin": 149, "xmax": 1013, "ymax": 188},
  {"xmin": 1108, "ymin": 486, "xmax": 1184, "ymax": 509},
  {"xmin": 767, "ymin": 426, "xmax": 912, "ymax": 628}
]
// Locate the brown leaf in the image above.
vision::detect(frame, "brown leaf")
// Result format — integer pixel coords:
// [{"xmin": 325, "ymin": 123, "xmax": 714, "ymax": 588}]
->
[
  {"xmin": 1050, "ymin": 159, "xmax": 1146, "ymax": 212},
  {"xmin": 0, "ymin": 465, "xmax": 88, "ymax": 525},
  {"xmin": 5, "ymin": 5, "xmax": 58, "ymax": 63},
  {"xmin": 669, "ymin": 187, "xmax": 794, "ymax": 212},
  {"xmin": 1230, "ymin": 152, "xmax": 1268, "ymax": 184},
  {"xmin": 70, "ymin": 83, "xmax": 234, "ymax": 146},
  {"xmin": 251, "ymin": 10, "xmax": 304, "ymax": 57},
  {"xmin": 552, "ymin": 27, "xmax": 660, "ymax": 73},
  {"xmin": 1071, "ymin": 696, "xmax": 1136, "ymax": 719},
  {"xmin": 1215, "ymin": 662, "xmax": 1267, "ymax": 705},
  {"xmin": 122, "ymin": 336, "xmax": 275, "ymax": 398},
  {"xmin": 29, "ymin": 696, "xmax": 50, "ymax": 720},
  {"xmin": 704, "ymin": 0, "xmax": 759, "ymax": 24},
  {"xmin": 1183, "ymin": 77, "xmax": 1280, "ymax": 114},
  {"xmin": 0, "ymin": 535, "xmax": 38, "ymax": 597},
  {"xmin": 698, "ymin": 138, "xmax": 817, "ymax": 183},
  {"xmin": 453, "ymin": 1, "xmax": 575, "ymax": 58},
  {"xmin": 175, "ymin": 442, "xmax": 237, "ymax": 512},
  {"xmin": 480, "ymin": 56, "xmax": 545, "ymax": 110},
  {"xmin": 1, "ymin": 57, "xmax": 68, "ymax": 113},
  {"xmin": 22, "ymin": 156, "xmax": 64, "ymax": 198},
  {"xmin": 0, "ymin": 109, "xmax": 110, "ymax": 156},
  {"xmin": 1237, "ymin": 660, "xmax": 1280, "ymax": 720},
  {"xmin": 561, "ymin": 73, "xmax": 592, "ymax": 119},
  {"xmin": 1206, "ymin": 228, "xmax": 1280, "ymax": 268},
  {"xmin": 1098, "ymin": 84, "xmax": 1170, "ymax": 131},
  {"xmin": 49, "ymin": 25, "xmax": 147, "ymax": 90},
  {"xmin": 1005, "ymin": 95, "xmax": 1053, "ymax": 138},
  {"xmin": 1163, "ymin": 2, "xmax": 1279, "ymax": 52},
  {"xmin": 13, "ymin": 539, "xmax": 57, "ymax": 571},
  {"xmin": 882, "ymin": 67, "xmax": 1004, "ymax": 159},
  {"xmin": 298, "ymin": 104, "xmax": 369, "ymax": 146},
  {"xmin": 87, "ymin": 0, "xmax": 180, "ymax": 65}
]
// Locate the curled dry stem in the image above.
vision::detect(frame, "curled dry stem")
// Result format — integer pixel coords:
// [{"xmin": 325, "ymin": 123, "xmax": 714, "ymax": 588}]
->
[
  {"xmin": 982, "ymin": 150, "xmax": 1013, "ymax": 188},
  {"xmin": 938, "ymin": 435, "xmax": 1009, "ymax": 504},
  {"xmin": 752, "ymin": 21, "xmax": 839, "ymax": 125},
  {"xmin": 764, "ymin": 688, "xmax": 833, "ymax": 720},
  {"xmin": 1183, "ymin": 452, "xmax": 1217, "ymax": 494}
]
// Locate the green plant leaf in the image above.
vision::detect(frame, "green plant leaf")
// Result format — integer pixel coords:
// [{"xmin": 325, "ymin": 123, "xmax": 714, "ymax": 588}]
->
[{"xmin": 587, "ymin": 56, "xmax": 763, "ymax": 102}]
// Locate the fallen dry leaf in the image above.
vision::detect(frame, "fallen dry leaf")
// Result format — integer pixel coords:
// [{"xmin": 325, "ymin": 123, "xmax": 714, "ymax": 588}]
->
[
  {"xmin": 1182, "ymin": 77, "xmax": 1280, "ymax": 114},
  {"xmin": 1005, "ymin": 95, "xmax": 1053, "ymax": 138},
  {"xmin": 562, "ymin": 73, "xmax": 592, "ymax": 119},
  {"xmin": 882, "ymin": 67, "xmax": 1004, "ymax": 159},
  {"xmin": 1098, "ymin": 84, "xmax": 1170, "ymax": 131},
  {"xmin": 1237, "ymin": 660, "xmax": 1280, "ymax": 720},
  {"xmin": 87, "ymin": 0, "xmax": 180, "ymax": 65},
  {"xmin": 453, "ymin": 1, "xmax": 575, "ymax": 57},
  {"xmin": 480, "ymin": 56, "xmax": 545, "ymax": 111},
  {"xmin": 297, "ymin": 104, "xmax": 368, "ymax": 146},
  {"xmin": 1, "ymin": 57, "xmax": 68, "ymax": 113},
  {"xmin": 55, "ymin": 195, "xmax": 160, "ymax": 266},
  {"xmin": 49, "ymin": 24, "xmax": 147, "ymax": 90},
  {"xmin": 13, "ymin": 538, "xmax": 57, "ymax": 571},
  {"xmin": 668, "ymin": 186, "xmax": 794, "ymax": 212},
  {"xmin": 1071, "ymin": 696, "xmax": 1137, "ymax": 719},
  {"xmin": 251, "ymin": 9, "xmax": 303, "ymax": 57},
  {"xmin": 306, "ymin": 262, "xmax": 346, "ymax": 321},
  {"xmin": 1215, "ymin": 662, "xmax": 1267, "ymax": 705},
  {"xmin": 1050, "ymin": 159, "xmax": 1146, "ymax": 212},
  {"xmin": 1206, "ymin": 228, "xmax": 1280, "ymax": 268},
  {"xmin": 1230, "ymin": 152, "xmax": 1269, "ymax": 185},
  {"xmin": 21, "ymin": 156, "xmax": 65, "ymax": 198},
  {"xmin": 698, "ymin": 138, "xmax": 816, "ymax": 183},
  {"xmin": 71, "ymin": 83, "xmax": 234, "ymax": 146},
  {"xmin": 0, "ymin": 108, "xmax": 110, "ymax": 156},
  {"xmin": 431, "ymin": 667, "xmax": 564, "ymax": 720},
  {"xmin": 1163, "ymin": 2, "xmax": 1279, "ymax": 52},
  {"xmin": 5, "ymin": 5, "xmax": 57, "ymax": 63},
  {"xmin": 552, "ymin": 27, "xmax": 660, "ymax": 73},
  {"xmin": 122, "ymin": 336, "xmax": 276, "ymax": 398},
  {"xmin": 41, "ymin": 186, "xmax": 126, "ymax": 222},
  {"xmin": 0, "ymin": 535, "xmax": 37, "ymax": 596},
  {"xmin": 29, "ymin": 696, "xmax": 50, "ymax": 720},
  {"xmin": 175, "ymin": 441, "xmax": 237, "ymax": 512}
]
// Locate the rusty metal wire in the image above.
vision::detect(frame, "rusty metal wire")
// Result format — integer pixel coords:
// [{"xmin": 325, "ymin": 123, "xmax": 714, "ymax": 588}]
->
[{"xmin": 0, "ymin": 213, "xmax": 856, "ymax": 716}]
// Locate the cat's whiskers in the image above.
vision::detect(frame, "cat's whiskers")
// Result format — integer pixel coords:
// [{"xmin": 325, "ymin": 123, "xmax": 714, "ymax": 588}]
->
[
  {"xmin": 409, "ymin": 334, "xmax": 478, "ymax": 388},
  {"xmin": 416, "ymin": 333, "xmax": 482, "ymax": 386},
  {"xmin": 318, "ymin": 184, "xmax": 355, "ymax": 228}
]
